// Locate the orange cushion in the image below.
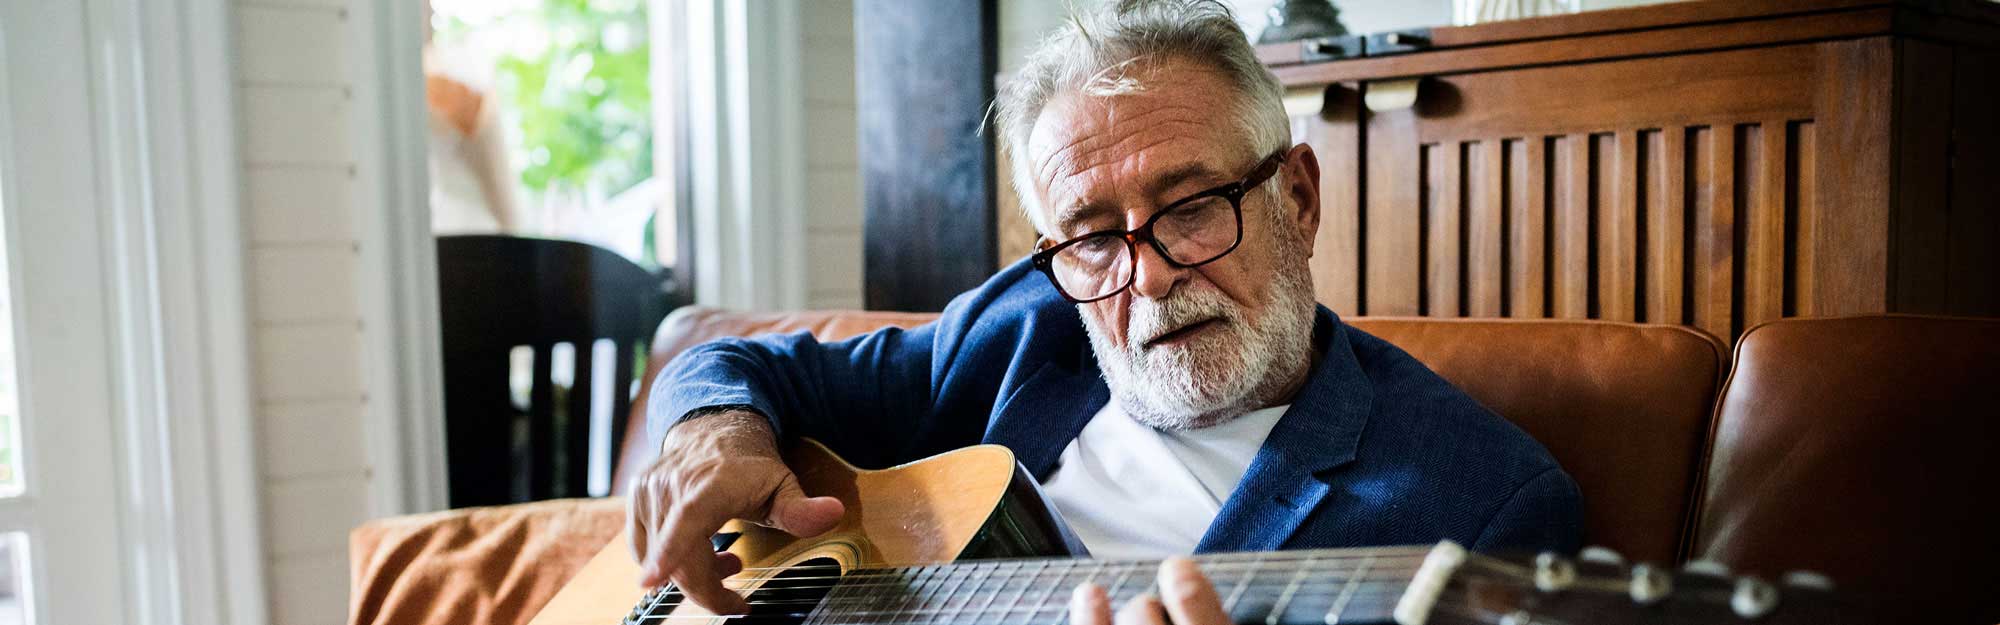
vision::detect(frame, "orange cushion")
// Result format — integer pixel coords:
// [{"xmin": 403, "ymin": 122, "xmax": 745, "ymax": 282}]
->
[{"xmin": 348, "ymin": 498, "xmax": 625, "ymax": 625}]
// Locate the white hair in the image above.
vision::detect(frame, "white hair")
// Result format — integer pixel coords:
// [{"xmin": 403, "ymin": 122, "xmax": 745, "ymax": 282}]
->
[{"xmin": 993, "ymin": 0, "xmax": 1293, "ymax": 235}]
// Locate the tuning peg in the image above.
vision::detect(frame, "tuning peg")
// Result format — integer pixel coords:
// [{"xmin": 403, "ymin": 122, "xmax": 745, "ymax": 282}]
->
[
  {"xmin": 1579, "ymin": 545, "xmax": 1625, "ymax": 566},
  {"xmin": 1533, "ymin": 552, "xmax": 1577, "ymax": 592},
  {"xmin": 1682, "ymin": 559, "xmax": 1731, "ymax": 577},
  {"xmin": 1731, "ymin": 576, "xmax": 1780, "ymax": 618},
  {"xmin": 1781, "ymin": 570, "xmax": 1835, "ymax": 591},
  {"xmin": 1628, "ymin": 563, "xmax": 1672, "ymax": 605}
]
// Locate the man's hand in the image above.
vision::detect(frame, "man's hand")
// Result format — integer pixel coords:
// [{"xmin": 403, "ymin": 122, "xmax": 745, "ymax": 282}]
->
[
  {"xmin": 626, "ymin": 410, "xmax": 846, "ymax": 614},
  {"xmin": 1069, "ymin": 558, "xmax": 1232, "ymax": 625}
]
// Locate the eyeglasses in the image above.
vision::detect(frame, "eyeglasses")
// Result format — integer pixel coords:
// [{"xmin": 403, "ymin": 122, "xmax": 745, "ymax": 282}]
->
[{"xmin": 1031, "ymin": 152, "xmax": 1286, "ymax": 304}]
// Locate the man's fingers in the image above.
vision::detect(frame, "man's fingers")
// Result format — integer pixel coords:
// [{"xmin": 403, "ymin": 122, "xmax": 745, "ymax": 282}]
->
[
  {"xmin": 713, "ymin": 551, "xmax": 744, "ymax": 578},
  {"xmin": 763, "ymin": 474, "xmax": 845, "ymax": 537},
  {"xmin": 1114, "ymin": 593, "xmax": 1169, "ymax": 625},
  {"xmin": 1156, "ymin": 557, "xmax": 1231, "ymax": 625},
  {"xmin": 626, "ymin": 482, "xmax": 659, "ymax": 567},
  {"xmin": 1070, "ymin": 583, "xmax": 1111, "ymax": 625},
  {"xmin": 670, "ymin": 556, "xmax": 747, "ymax": 615}
]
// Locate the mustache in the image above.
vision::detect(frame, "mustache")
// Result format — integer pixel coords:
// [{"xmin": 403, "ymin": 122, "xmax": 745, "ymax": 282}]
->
[{"xmin": 1125, "ymin": 287, "xmax": 1240, "ymax": 346}]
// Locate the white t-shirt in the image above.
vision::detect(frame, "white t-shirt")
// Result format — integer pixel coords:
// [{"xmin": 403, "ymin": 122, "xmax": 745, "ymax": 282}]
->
[{"xmin": 1040, "ymin": 401, "xmax": 1290, "ymax": 559}]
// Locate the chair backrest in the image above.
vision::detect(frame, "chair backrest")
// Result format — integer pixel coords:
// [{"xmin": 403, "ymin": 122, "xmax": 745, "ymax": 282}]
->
[
  {"xmin": 1691, "ymin": 315, "xmax": 2000, "ymax": 623},
  {"xmin": 1348, "ymin": 318, "xmax": 1727, "ymax": 564},
  {"xmin": 437, "ymin": 235, "xmax": 671, "ymax": 508}
]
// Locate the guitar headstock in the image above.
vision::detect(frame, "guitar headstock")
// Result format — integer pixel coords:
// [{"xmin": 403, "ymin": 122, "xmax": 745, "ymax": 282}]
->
[{"xmin": 1420, "ymin": 544, "xmax": 1857, "ymax": 625}]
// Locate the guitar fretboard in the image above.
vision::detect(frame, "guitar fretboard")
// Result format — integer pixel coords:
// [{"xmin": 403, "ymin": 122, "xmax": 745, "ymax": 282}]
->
[{"xmin": 785, "ymin": 546, "xmax": 1433, "ymax": 625}]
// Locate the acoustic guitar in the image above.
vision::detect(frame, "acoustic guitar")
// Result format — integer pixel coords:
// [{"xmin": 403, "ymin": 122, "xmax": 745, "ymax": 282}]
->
[{"xmin": 530, "ymin": 439, "xmax": 1852, "ymax": 625}]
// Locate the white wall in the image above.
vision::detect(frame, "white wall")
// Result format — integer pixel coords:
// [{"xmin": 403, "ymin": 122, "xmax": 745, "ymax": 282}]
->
[
  {"xmin": 232, "ymin": 1, "xmax": 375, "ymax": 624},
  {"xmin": 800, "ymin": 0, "xmax": 866, "ymax": 310}
]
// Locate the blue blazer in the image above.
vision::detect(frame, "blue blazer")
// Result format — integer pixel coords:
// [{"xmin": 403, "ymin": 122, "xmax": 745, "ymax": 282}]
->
[{"xmin": 651, "ymin": 259, "xmax": 1582, "ymax": 555}]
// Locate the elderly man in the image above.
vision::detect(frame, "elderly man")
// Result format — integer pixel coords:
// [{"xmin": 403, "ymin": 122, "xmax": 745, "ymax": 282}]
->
[{"xmin": 627, "ymin": 1, "xmax": 1581, "ymax": 622}]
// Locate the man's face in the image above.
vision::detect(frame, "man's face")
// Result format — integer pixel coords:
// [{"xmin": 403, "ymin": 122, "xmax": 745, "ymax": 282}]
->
[{"xmin": 1026, "ymin": 59, "xmax": 1322, "ymax": 429}]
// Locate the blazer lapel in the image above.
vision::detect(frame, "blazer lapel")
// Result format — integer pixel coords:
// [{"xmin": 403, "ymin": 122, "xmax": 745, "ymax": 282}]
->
[
  {"xmin": 1196, "ymin": 309, "xmax": 1375, "ymax": 553},
  {"xmin": 984, "ymin": 360, "xmax": 1109, "ymax": 480}
]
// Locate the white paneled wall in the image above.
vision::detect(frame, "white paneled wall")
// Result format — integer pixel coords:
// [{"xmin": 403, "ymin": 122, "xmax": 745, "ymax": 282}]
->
[
  {"xmin": 234, "ymin": 0, "xmax": 373, "ymax": 623},
  {"xmin": 802, "ymin": 0, "xmax": 865, "ymax": 310}
]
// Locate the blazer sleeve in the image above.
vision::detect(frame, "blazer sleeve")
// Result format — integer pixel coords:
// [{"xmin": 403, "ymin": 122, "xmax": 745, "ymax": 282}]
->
[
  {"xmin": 645, "ymin": 320, "xmax": 949, "ymax": 468},
  {"xmin": 1472, "ymin": 466, "xmax": 1585, "ymax": 554}
]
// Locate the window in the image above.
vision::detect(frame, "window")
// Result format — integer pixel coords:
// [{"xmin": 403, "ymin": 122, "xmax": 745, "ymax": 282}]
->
[{"xmin": 426, "ymin": 0, "xmax": 685, "ymax": 272}]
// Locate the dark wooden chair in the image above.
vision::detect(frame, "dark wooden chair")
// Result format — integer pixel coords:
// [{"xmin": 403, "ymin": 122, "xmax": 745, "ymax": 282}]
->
[{"xmin": 436, "ymin": 235, "xmax": 677, "ymax": 508}]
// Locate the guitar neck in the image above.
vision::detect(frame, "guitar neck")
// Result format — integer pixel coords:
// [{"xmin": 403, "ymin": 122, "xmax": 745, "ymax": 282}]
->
[{"xmin": 803, "ymin": 545, "xmax": 1438, "ymax": 625}]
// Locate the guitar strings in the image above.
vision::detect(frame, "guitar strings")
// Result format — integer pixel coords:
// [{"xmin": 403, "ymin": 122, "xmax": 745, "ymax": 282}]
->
[
  {"xmin": 631, "ymin": 548, "xmax": 1442, "ymax": 619},
  {"xmin": 643, "ymin": 572, "xmax": 1430, "ymax": 615},
  {"xmin": 635, "ymin": 557, "xmax": 1429, "ymax": 608},
  {"xmin": 693, "ymin": 546, "xmax": 1434, "ymax": 576},
  {"xmin": 628, "ymin": 584, "xmax": 1476, "ymax": 622},
  {"xmin": 691, "ymin": 556, "xmax": 1429, "ymax": 588}
]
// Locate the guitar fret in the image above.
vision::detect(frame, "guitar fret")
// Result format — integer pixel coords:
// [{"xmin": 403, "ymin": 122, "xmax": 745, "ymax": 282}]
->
[
  {"xmin": 925, "ymin": 561, "xmax": 981, "ymax": 624},
  {"xmin": 1017, "ymin": 559, "xmax": 1073, "ymax": 625},
  {"xmin": 994, "ymin": 559, "xmax": 1048, "ymax": 624},
  {"xmin": 890, "ymin": 566, "xmax": 937, "ymax": 625},
  {"xmin": 1324, "ymin": 555, "xmax": 1375, "ymax": 625},
  {"xmin": 1222, "ymin": 551, "xmax": 1265, "ymax": 615},
  {"xmin": 965, "ymin": 560, "xmax": 1020, "ymax": 624},
  {"xmin": 1102, "ymin": 562, "xmax": 1138, "ymax": 607},
  {"xmin": 1266, "ymin": 555, "xmax": 1314, "ymax": 625}
]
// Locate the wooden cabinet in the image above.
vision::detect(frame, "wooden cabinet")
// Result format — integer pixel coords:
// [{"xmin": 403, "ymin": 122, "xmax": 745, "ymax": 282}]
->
[
  {"xmin": 1274, "ymin": 0, "xmax": 2000, "ymax": 342},
  {"xmin": 994, "ymin": 0, "xmax": 1999, "ymax": 342}
]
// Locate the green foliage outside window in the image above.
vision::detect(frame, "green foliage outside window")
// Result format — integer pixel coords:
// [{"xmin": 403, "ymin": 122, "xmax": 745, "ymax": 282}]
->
[{"xmin": 435, "ymin": 0, "xmax": 652, "ymax": 198}]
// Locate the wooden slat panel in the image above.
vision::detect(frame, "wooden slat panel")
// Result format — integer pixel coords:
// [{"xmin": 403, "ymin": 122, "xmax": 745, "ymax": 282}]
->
[
  {"xmin": 1601, "ymin": 131, "xmax": 1639, "ymax": 321},
  {"xmin": 1789, "ymin": 121, "xmax": 1818, "ymax": 316},
  {"xmin": 1509, "ymin": 138, "xmax": 1549, "ymax": 317},
  {"xmin": 1691, "ymin": 126, "xmax": 1736, "ymax": 343},
  {"xmin": 1553, "ymin": 135, "xmax": 1592, "ymax": 319},
  {"xmin": 1425, "ymin": 143, "xmax": 1465, "ymax": 317},
  {"xmin": 1366, "ymin": 106, "xmax": 1422, "ymax": 316},
  {"xmin": 1300, "ymin": 88, "xmax": 1363, "ymax": 316},
  {"xmin": 1468, "ymin": 140, "xmax": 1505, "ymax": 317},
  {"xmin": 1645, "ymin": 129, "xmax": 1686, "ymax": 324},
  {"xmin": 1733, "ymin": 124, "xmax": 1762, "ymax": 337},
  {"xmin": 1744, "ymin": 120, "xmax": 1789, "ymax": 329}
]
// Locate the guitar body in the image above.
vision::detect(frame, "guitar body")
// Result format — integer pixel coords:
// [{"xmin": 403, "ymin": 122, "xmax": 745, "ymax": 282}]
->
[{"xmin": 529, "ymin": 439, "xmax": 1084, "ymax": 625}]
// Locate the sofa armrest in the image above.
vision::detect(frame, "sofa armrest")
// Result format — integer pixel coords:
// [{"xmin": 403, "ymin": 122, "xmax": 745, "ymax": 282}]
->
[{"xmin": 349, "ymin": 498, "xmax": 626, "ymax": 625}]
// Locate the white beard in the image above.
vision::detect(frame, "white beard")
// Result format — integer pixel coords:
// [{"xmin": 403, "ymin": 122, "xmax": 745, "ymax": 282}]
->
[{"xmin": 1080, "ymin": 241, "xmax": 1317, "ymax": 431}]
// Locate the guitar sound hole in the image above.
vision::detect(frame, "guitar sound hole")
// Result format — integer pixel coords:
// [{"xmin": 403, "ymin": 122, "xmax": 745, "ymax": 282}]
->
[{"xmin": 743, "ymin": 557, "xmax": 842, "ymax": 624}]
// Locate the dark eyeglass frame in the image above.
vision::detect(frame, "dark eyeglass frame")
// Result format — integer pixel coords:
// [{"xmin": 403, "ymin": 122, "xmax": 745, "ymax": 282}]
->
[{"xmin": 1031, "ymin": 151, "xmax": 1287, "ymax": 304}]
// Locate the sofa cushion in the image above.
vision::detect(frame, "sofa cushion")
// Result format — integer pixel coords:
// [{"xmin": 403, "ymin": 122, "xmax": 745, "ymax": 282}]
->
[
  {"xmin": 349, "ymin": 498, "xmax": 625, "ymax": 625},
  {"xmin": 1692, "ymin": 315, "xmax": 2000, "ymax": 623}
]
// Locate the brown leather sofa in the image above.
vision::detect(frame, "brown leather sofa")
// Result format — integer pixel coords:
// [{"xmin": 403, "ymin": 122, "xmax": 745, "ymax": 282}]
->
[{"xmin": 349, "ymin": 310, "xmax": 1998, "ymax": 625}]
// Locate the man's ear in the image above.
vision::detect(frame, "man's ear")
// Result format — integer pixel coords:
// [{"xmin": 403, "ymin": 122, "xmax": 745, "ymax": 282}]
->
[{"xmin": 1283, "ymin": 143, "xmax": 1322, "ymax": 258}]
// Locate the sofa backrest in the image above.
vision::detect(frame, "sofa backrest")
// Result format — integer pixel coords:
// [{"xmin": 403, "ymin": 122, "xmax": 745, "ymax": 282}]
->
[
  {"xmin": 1348, "ymin": 318, "xmax": 1726, "ymax": 564},
  {"xmin": 1691, "ymin": 315, "xmax": 2000, "ymax": 623},
  {"xmin": 613, "ymin": 307, "xmax": 1730, "ymax": 565}
]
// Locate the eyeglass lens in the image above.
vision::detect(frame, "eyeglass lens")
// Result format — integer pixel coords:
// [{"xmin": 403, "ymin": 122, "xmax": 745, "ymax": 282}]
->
[{"xmin": 1048, "ymin": 194, "xmax": 1239, "ymax": 301}]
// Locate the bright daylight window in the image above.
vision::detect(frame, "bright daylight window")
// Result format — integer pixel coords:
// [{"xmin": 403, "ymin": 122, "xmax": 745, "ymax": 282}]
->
[
  {"xmin": 0, "ymin": 153, "xmax": 33, "ymax": 625},
  {"xmin": 427, "ymin": 0, "xmax": 673, "ymax": 268}
]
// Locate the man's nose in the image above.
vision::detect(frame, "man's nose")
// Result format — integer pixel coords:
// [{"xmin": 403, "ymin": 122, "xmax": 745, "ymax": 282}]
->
[{"xmin": 1128, "ymin": 240, "xmax": 1185, "ymax": 299}]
